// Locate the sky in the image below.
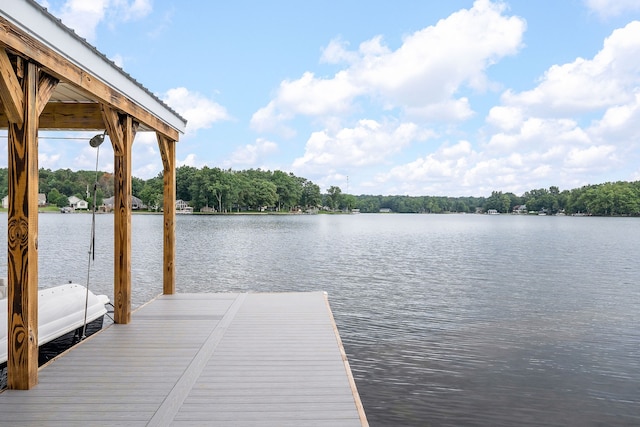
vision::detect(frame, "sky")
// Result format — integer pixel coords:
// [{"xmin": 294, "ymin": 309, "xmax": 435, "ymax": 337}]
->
[{"xmin": 10, "ymin": 0, "xmax": 640, "ymax": 196}]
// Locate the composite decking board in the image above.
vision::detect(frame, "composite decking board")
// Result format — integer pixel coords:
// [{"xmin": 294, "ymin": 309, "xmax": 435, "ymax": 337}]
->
[
  {"xmin": 155, "ymin": 293, "xmax": 240, "ymax": 300},
  {"xmin": 0, "ymin": 394, "xmax": 172, "ymax": 404},
  {"xmin": 183, "ymin": 388, "xmax": 358, "ymax": 399},
  {"xmin": 171, "ymin": 422, "xmax": 358, "ymax": 427},
  {"xmin": 174, "ymin": 292, "xmax": 362, "ymax": 425},
  {"xmin": 172, "ymin": 410, "xmax": 361, "ymax": 422},
  {"xmin": 146, "ymin": 293, "xmax": 247, "ymax": 426},
  {"xmin": 0, "ymin": 292, "xmax": 366, "ymax": 427},
  {"xmin": 0, "ymin": 403, "xmax": 161, "ymax": 413},
  {"xmin": 0, "ymin": 413, "xmax": 155, "ymax": 422},
  {"xmin": 193, "ymin": 377, "xmax": 352, "ymax": 386},
  {"xmin": 6, "ymin": 423, "xmax": 147, "ymax": 427},
  {"xmin": 197, "ymin": 370, "xmax": 350, "ymax": 379}
]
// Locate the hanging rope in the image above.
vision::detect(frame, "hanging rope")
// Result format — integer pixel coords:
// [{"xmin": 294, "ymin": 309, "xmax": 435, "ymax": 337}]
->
[{"xmin": 82, "ymin": 131, "xmax": 106, "ymax": 339}]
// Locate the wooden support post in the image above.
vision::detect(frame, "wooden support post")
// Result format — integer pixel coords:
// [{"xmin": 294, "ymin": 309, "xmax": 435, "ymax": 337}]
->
[
  {"xmin": 102, "ymin": 105, "xmax": 138, "ymax": 324},
  {"xmin": 0, "ymin": 53, "xmax": 58, "ymax": 389},
  {"xmin": 157, "ymin": 134, "xmax": 176, "ymax": 295}
]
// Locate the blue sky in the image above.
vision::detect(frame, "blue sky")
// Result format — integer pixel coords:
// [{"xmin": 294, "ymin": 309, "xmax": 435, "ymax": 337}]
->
[{"xmin": 21, "ymin": 0, "xmax": 640, "ymax": 196}]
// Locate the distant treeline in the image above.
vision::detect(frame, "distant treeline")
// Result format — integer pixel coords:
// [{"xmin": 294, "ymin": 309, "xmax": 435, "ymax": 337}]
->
[
  {"xmin": 0, "ymin": 167, "xmax": 639, "ymax": 216},
  {"xmin": 355, "ymin": 182, "xmax": 640, "ymax": 215}
]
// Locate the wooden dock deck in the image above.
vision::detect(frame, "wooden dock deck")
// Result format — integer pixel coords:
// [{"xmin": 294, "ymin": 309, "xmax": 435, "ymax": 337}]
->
[{"xmin": 0, "ymin": 292, "xmax": 367, "ymax": 426}]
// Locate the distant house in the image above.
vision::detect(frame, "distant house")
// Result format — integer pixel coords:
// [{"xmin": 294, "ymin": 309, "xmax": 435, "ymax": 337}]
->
[
  {"xmin": 176, "ymin": 199, "xmax": 193, "ymax": 214},
  {"xmin": 101, "ymin": 195, "xmax": 145, "ymax": 212},
  {"xmin": 3, "ymin": 194, "xmax": 46, "ymax": 208},
  {"xmin": 176, "ymin": 199, "xmax": 189, "ymax": 210},
  {"xmin": 132, "ymin": 196, "xmax": 143, "ymax": 210},
  {"xmin": 68, "ymin": 196, "xmax": 88, "ymax": 210},
  {"xmin": 512, "ymin": 204, "xmax": 527, "ymax": 214}
]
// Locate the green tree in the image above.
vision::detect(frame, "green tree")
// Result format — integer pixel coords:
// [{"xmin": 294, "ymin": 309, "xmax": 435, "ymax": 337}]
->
[
  {"xmin": 48, "ymin": 188, "xmax": 68, "ymax": 207},
  {"xmin": 248, "ymin": 179, "xmax": 277, "ymax": 210},
  {"xmin": 139, "ymin": 174, "xmax": 163, "ymax": 210},
  {"xmin": 485, "ymin": 191, "xmax": 507, "ymax": 212},
  {"xmin": 299, "ymin": 179, "xmax": 321, "ymax": 209},
  {"xmin": 176, "ymin": 165, "xmax": 198, "ymax": 202},
  {"xmin": 326, "ymin": 186, "xmax": 342, "ymax": 210},
  {"xmin": 343, "ymin": 194, "xmax": 357, "ymax": 211},
  {"xmin": 271, "ymin": 170, "xmax": 302, "ymax": 211}
]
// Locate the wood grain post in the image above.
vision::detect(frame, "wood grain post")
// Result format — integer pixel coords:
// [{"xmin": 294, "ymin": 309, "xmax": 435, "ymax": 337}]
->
[
  {"xmin": 157, "ymin": 134, "xmax": 176, "ymax": 295},
  {"xmin": 1, "ymin": 58, "xmax": 56, "ymax": 389},
  {"xmin": 102, "ymin": 105, "xmax": 137, "ymax": 324}
]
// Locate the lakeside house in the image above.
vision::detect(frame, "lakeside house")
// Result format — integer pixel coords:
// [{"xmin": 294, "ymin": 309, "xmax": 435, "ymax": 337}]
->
[
  {"xmin": 101, "ymin": 195, "xmax": 145, "ymax": 212},
  {"xmin": 176, "ymin": 199, "xmax": 194, "ymax": 214},
  {"xmin": 512, "ymin": 204, "xmax": 527, "ymax": 214},
  {"xmin": 67, "ymin": 196, "xmax": 88, "ymax": 210},
  {"xmin": 2, "ymin": 194, "xmax": 47, "ymax": 209}
]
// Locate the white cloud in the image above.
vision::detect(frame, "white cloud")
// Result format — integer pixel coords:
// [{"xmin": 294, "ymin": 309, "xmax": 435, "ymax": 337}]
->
[
  {"xmin": 111, "ymin": 0, "xmax": 152, "ymax": 22},
  {"xmin": 45, "ymin": 0, "xmax": 152, "ymax": 42},
  {"xmin": 487, "ymin": 106, "xmax": 523, "ymax": 131},
  {"xmin": 590, "ymin": 92, "xmax": 640, "ymax": 141},
  {"xmin": 405, "ymin": 98, "xmax": 474, "ymax": 122},
  {"xmin": 487, "ymin": 117, "xmax": 590, "ymax": 152},
  {"xmin": 226, "ymin": 138, "xmax": 279, "ymax": 167},
  {"xmin": 39, "ymin": 152, "xmax": 62, "ymax": 170},
  {"xmin": 178, "ymin": 153, "xmax": 199, "ymax": 168},
  {"xmin": 351, "ymin": 0, "xmax": 524, "ymax": 107},
  {"xmin": 278, "ymin": 71, "xmax": 361, "ymax": 117},
  {"xmin": 502, "ymin": 21, "xmax": 640, "ymax": 116},
  {"xmin": 56, "ymin": 0, "xmax": 108, "ymax": 42},
  {"xmin": 292, "ymin": 120, "xmax": 429, "ymax": 174},
  {"xmin": 564, "ymin": 145, "xmax": 618, "ymax": 171},
  {"xmin": 110, "ymin": 53, "xmax": 125, "ymax": 68},
  {"xmin": 371, "ymin": 140, "xmax": 479, "ymax": 195},
  {"xmin": 320, "ymin": 38, "xmax": 359, "ymax": 64},
  {"xmin": 585, "ymin": 0, "xmax": 640, "ymax": 18},
  {"xmin": 251, "ymin": 71, "xmax": 363, "ymax": 133},
  {"xmin": 252, "ymin": 0, "xmax": 525, "ymax": 131},
  {"xmin": 162, "ymin": 87, "xmax": 231, "ymax": 135},
  {"xmin": 471, "ymin": 21, "xmax": 640, "ymax": 195}
]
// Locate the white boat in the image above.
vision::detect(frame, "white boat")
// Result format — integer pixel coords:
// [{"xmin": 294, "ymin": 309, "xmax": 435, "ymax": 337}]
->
[{"xmin": 0, "ymin": 280, "xmax": 109, "ymax": 365}]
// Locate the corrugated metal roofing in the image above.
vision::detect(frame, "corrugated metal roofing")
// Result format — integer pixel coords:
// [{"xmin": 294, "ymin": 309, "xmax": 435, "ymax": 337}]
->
[{"xmin": 1, "ymin": 0, "xmax": 186, "ymax": 134}]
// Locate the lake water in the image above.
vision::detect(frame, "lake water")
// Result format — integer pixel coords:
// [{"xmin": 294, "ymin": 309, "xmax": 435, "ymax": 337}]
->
[{"xmin": 1, "ymin": 213, "xmax": 639, "ymax": 426}]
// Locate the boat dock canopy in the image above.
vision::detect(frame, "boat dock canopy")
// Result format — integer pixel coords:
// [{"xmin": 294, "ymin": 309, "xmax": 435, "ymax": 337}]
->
[
  {"xmin": 1, "ymin": 0, "xmax": 184, "ymax": 389},
  {"xmin": 0, "ymin": 0, "xmax": 186, "ymax": 136}
]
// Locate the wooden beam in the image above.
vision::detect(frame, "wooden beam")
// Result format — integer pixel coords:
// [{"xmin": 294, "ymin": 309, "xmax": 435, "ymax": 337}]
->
[
  {"xmin": 0, "ymin": 17, "xmax": 180, "ymax": 141},
  {"xmin": 101, "ymin": 105, "xmax": 125, "ymax": 147},
  {"xmin": 36, "ymin": 72, "xmax": 59, "ymax": 116},
  {"xmin": 157, "ymin": 134, "xmax": 176, "ymax": 295},
  {"xmin": 0, "ymin": 102, "xmax": 105, "ymax": 130},
  {"xmin": 0, "ymin": 48, "xmax": 24, "ymax": 124},
  {"xmin": 40, "ymin": 103, "xmax": 103, "ymax": 130},
  {"xmin": 6, "ymin": 61, "xmax": 40, "ymax": 389},
  {"xmin": 102, "ymin": 105, "xmax": 137, "ymax": 324}
]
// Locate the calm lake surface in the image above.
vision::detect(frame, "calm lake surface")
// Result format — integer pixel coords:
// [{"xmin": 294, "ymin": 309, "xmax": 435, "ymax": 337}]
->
[{"xmin": 1, "ymin": 212, "xmax": 639, "ymax": 426}]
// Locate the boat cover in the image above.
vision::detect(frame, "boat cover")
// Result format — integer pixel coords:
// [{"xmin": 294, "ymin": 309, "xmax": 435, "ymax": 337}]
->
[{"xmin": 0, "ymin": 283, "xmax": 109, "ymax": 364}]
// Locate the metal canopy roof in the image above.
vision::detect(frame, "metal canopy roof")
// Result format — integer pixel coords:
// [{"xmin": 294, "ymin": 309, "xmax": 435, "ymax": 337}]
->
[{"xmin": 0, "ymin": 0, "xmax": 186, "ymax": 136}]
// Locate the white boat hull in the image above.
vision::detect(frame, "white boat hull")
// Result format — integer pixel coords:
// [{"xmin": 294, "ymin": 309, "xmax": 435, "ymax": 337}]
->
[{"xmin": 0, "ymin": 283, "xmax": 109, "ymax": 365}]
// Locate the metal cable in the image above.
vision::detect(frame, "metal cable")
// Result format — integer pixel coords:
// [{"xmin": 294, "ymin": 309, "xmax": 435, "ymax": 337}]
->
[{"xmin": 82, "ymin": 133, "xmax": 104, "ymax": 339}]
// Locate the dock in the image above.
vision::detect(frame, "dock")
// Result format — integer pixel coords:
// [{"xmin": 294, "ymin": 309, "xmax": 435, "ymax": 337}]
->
[{"xmin": 0, "ymin": 292, "xmax": 367, "ymax": 426}]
